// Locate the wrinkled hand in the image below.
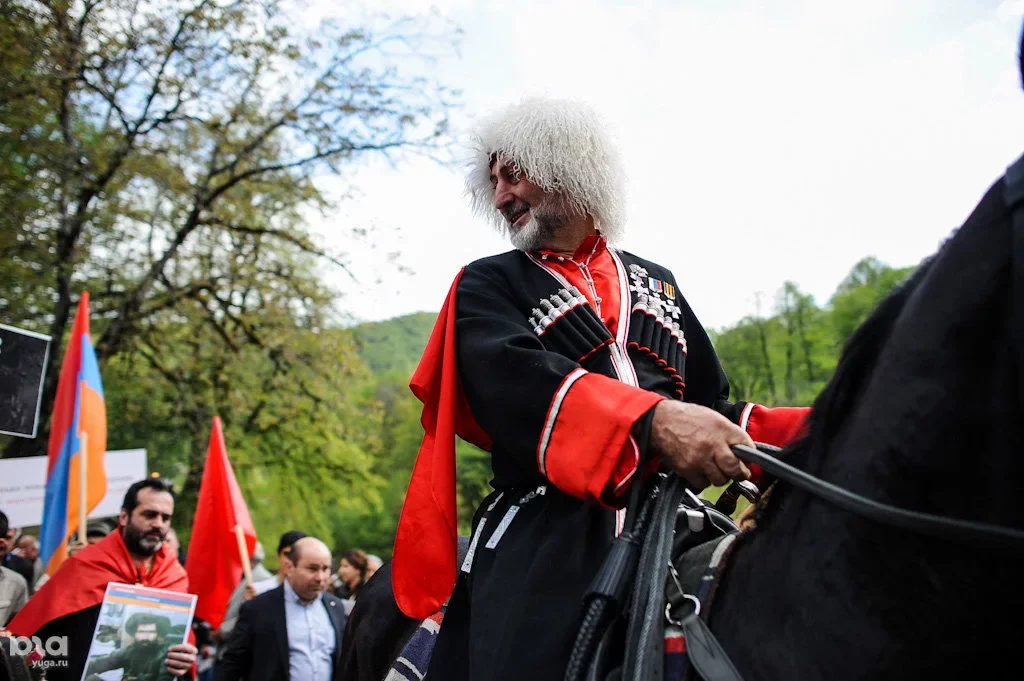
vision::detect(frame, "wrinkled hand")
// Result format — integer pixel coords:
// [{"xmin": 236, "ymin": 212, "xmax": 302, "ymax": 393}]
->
[
  {"xmin": 67, "ymin": 541, "xmax": 87, "ymax": 557},
  {"xmin": 243, "ymin": 584, "xmax": 257, "ymax": 600},
  {"xmin": 165, "ymin": 643, "xmax": 197, "ymax": 676},
  {"xmin": 650, "ymin": 401, "xmax": 754, "ymax": 489}
]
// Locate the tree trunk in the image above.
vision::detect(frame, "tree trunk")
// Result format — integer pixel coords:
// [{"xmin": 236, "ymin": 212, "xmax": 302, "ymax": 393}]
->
[
  {"xmin": 796, "ymin": 306, "xmax": 816, "ymax": 382},
  {"xmin": 784, "ymin": 325, "xmax": 795, "ymax": 403},
  {"xmin": 754, "ymin": 319, "xmax": 777, "ymax": 402},
  {"xmin": 177, "ymin": 402, "xmax": 211, "ymax": 537}
]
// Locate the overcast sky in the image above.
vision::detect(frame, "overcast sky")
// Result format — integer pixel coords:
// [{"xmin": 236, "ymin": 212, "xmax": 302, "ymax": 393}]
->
[{"xmin": 308, "ymin": 0, "xmax": 1024, "ymax": 331}]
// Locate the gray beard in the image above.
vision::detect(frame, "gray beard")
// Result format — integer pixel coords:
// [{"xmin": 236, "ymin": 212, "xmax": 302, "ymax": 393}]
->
[
  {"xmin": 509, "ymin": 217, "xmax": 543, "ymax": 251},
  {"xmin": 506, "ymin": 201, "xmax": 571, "ymax": 251}
]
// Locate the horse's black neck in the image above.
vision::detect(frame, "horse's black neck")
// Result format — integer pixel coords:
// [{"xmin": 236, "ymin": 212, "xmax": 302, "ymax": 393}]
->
[{"xmin": 707, "ymin": 179, "xmax": 1024, "ymax": 680}]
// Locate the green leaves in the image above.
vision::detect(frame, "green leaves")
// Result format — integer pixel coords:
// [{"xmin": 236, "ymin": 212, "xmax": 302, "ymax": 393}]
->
[
  {"xmin": 0, "ymin": 0, "xmax": 462, "ymax": 549},
  {"xmin": 829, "ymin": 257, "xmax": 915, "ymax": 348},
  {"xmin": 713, "ymin": 259, "xmax": 916, "ymax": 407}
]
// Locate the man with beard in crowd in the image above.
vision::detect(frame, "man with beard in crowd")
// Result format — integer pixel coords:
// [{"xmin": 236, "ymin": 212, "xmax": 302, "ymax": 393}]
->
[
  {"xmin": 8, "ymin": 478, "xmax": 197, "ymax": 680},
  {"xmin": 84, "ymin": 612, "xmax": 177, "ymax": 681}
]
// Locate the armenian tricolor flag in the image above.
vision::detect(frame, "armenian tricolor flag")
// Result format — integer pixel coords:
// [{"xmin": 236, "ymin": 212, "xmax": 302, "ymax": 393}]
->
[{"xmin": 39, "ymin": 292, "xmax": 107, "ymax": 576}]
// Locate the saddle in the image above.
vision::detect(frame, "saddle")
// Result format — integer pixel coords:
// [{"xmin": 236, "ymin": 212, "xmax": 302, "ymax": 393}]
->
[{"xmin": 565, "ymin": 473, "xmax": 754, "ymax": 681}]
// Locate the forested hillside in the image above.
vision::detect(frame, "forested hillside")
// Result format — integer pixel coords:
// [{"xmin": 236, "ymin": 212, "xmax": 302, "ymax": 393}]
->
[{"xmin": 351, "ymin": 312, "xmax": 437, "ymax": 376}]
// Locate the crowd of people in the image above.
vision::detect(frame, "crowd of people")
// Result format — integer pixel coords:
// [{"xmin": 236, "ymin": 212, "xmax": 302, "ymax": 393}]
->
[{"xmin": 0, "ymin": 478, "xmax": 385, "ymax": 681}]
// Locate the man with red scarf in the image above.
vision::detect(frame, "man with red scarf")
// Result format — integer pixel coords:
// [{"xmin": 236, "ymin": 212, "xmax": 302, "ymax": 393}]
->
[
  {"xmin": 391, "ymin": 97, "xmax": 808, "ymax": 681},
  {"xmin": 8, "ymin": 477, "xmax": 197, "ymax": 680}
]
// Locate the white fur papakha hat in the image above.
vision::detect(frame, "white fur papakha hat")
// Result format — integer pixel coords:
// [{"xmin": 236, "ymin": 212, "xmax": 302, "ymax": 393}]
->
[{"xmin": 466, "ymin": 97, "xmax": 626, "ymax": 243}]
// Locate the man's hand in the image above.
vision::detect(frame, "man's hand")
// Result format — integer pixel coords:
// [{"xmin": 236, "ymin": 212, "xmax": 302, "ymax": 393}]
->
[
  {"xmin": 650, "ymin": 401, "xmax": 754, "ymax": 489},
  {"xmin": 67, "ymin": 541, "xmax": 87, "ymax": 557},
  {"xmin": 165, "ymin": 643, "xmax": 197, "ymax": 677},
  {"xmin": 243, "ymin": 583, "xmax": 257, "ymax": 600}
]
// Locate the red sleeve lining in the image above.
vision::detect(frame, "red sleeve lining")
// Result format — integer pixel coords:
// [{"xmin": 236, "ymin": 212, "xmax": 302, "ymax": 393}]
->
[
  {"xmin": 541, "ymin": 372, "xmax": 664, "ymax": 505},
  {"xmin": 739, "ymin": 404, "xmax": 810, "ymax": 486}
]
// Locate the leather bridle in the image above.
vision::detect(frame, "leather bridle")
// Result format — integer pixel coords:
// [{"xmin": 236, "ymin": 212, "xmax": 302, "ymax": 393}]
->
[{"xmin": 733, "ymin": 443, "xmax": 1024, "ymax": 550}]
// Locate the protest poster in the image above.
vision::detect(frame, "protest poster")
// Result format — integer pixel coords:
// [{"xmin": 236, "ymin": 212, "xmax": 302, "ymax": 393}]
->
[
  {"xmin": 0, "ymin": 323, "xmax": 51, "ymax": 438},
  {"xmin": 81, "ymin": 583, "xmax": 196, "ymax": 681}
]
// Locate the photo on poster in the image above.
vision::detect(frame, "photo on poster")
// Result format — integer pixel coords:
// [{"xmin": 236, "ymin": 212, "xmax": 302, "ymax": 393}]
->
[{"xmin": 81, "ymin": 583, "xmax": 196, "ymax": 681}]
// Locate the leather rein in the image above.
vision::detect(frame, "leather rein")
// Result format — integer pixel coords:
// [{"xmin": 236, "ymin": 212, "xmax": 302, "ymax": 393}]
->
[{"xmin": 733, "ymin": 443, "xmax": 1024, "ymax": 550}]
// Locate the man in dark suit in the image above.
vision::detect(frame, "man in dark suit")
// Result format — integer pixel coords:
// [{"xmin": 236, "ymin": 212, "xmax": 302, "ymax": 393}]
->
[{"xmin": 215, "ymin": 537, "xmax": 346, "ymax": 681}]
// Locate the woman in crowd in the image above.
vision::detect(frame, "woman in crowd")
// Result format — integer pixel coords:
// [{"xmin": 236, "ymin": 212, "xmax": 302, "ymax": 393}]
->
[{"xmin": 337, "ymin": 549, "xmax": 369, "ymax": 600}]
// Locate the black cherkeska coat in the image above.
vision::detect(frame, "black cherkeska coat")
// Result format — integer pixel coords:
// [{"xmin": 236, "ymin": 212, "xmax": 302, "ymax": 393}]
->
[{"xmin": 424, "ymin": 242, "xmax": 767, "ymax": 681}]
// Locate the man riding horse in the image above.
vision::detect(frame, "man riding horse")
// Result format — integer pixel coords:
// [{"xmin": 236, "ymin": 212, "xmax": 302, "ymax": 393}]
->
[{"xmin": 391, "ymin": 97, "xmax": 809, "ymax": 681}]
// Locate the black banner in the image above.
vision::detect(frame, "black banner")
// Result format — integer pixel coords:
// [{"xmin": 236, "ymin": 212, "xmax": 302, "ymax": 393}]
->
[{"xmin": 0, "ymin": 324, "xmax": 51, "ymax": 438}]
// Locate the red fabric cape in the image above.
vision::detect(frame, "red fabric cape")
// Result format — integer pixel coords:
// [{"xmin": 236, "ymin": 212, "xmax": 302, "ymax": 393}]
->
[
  {"xmin": 8, "ymin": 528, "xmax": 190, "ymax": 637},
  {"xmin": 392, "ymin": 270, "xmax": 492, "ymax": 619}
]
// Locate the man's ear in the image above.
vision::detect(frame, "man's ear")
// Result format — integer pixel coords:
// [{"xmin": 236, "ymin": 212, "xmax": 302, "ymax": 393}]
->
[{"xmin": 118, "ymin": 509, "xmax": 129, "ymax": 527}]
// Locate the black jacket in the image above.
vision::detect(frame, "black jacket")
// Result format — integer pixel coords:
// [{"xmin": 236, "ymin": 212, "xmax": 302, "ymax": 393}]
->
[
  {"xmin": 1, "ymin": 554, "xmax": 34, "ymax": 591},
  {"xmin": 214, "ymin": 584, "xmax": 347, "ymax": 681}
]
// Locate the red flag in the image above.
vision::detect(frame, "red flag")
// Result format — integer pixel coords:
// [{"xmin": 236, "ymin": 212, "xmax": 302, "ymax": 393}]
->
[{"xmin": 184, "ymin": 416, "xmax": 256, "ymax": 628}]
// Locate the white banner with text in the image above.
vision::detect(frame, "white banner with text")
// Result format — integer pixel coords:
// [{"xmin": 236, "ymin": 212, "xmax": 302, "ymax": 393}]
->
[{"xmin": 0, "ymin": 449, "xmax": 148, "ymax": 527}]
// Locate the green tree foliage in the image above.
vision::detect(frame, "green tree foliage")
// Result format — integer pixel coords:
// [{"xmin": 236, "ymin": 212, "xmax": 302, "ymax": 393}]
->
[
  {"xmin": 0, "ymin": 0, "xmax": 459, "ymax": 561},
  {"xmin": 712, "ymin": 258, "xmax": 914, "ymax": 406},
  {"xmin": 0, "ymin": 0, "xmax": 458, "ymax": 460},
  {"xmin": 327, "ymin": 311, "xmax": 494, "ymax": 556},
  {"xmin": 829, "ymin": 257, "xmax": 916, "ymax": 347},
  {"xmin": 352, "ymin": 312, "xmax": 436, "ymax": 376}
]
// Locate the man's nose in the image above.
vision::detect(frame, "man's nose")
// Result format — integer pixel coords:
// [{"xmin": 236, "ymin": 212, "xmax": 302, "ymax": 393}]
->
[{"xmin": 493, "ymin": 178, "xmax": 515, "ymax": 211}]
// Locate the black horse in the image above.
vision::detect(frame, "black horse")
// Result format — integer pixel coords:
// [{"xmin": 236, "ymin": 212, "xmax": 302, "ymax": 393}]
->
[
  {"xmin": 698, "ymin": 152, "xmax": 1024, "ymax": 678},
  {"xmin": 338, "ymin": 537, "xmax": 470, "ymax": 681},
  {"xmin": 338, "ymin": 561, "xmax": 418, "ymax": 681}
]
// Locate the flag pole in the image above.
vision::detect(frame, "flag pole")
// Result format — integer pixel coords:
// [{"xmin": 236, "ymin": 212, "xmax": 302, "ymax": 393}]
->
[
  {"xmin": 235, "ymin": 524, "xmax": 253, "ymax": 587},
  {"xmin": 78, "ymin": 430, "xmax": 88, "ymax": 544}
]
